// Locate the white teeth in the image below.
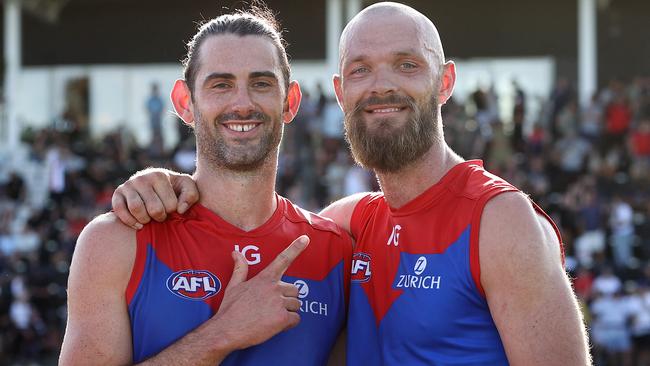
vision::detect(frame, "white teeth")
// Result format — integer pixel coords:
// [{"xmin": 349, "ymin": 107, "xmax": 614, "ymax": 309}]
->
[
  {"xmin": 372, "ymin": 108, "xmax": 400, "ymax": 113},
  {"xmin": 226, "ymin": 124, "xmax": 256, "ymax": 132}
]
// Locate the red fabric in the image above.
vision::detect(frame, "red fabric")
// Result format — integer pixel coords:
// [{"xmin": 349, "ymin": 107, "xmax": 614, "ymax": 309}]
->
[
  {"xmin": 631, "ymin": 131, "xmax": 650, "ymax": 157},
  {"xmin": 126, "ymin": 194, "xmax": 352, "ymax": 306},
  {"xmin": 606, "ymin": 102, "xmax": 632, "ymax": 134}
]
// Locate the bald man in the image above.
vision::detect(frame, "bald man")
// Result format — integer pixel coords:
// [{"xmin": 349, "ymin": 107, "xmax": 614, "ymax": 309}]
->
[{"xmin": 111, "ymin": 2, "xmax": 590, "ymax": 365}]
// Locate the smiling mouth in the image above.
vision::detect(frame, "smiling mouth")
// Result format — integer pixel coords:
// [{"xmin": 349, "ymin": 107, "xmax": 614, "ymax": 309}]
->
[
  {"xmin": 223, "ymin": 123, "xmax": 260, "ymax": 132},
  {"xmin": 365, "ymin": 106, "xmax": 407, "ymax": 114}
]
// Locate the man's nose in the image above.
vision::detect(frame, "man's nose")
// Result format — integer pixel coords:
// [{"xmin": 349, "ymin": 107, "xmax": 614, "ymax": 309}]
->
[
  {"xmin": 230, "ymin": 86, "xmax": 256, "ymax": 116},
  {"xmin": 369, "ymin": 67, "xmax": 398, "ymax": 96}
]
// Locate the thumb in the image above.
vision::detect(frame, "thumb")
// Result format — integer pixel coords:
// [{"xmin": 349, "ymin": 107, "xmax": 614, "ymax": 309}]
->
[{"xmin": 226, "ymin": 250, "xmax": 248, "ymax": 290}]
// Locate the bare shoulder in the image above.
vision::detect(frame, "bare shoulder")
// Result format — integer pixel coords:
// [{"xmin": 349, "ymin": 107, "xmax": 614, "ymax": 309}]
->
[
  {"xmin": 479, "ymin": 191, "xmax": 561, "ymax": 271},
  {"xmin": 71, "ymin": 212, "xmax": 137, "ymax": 286},
  {"xmin": 62, "ymin": 213, "xmax": 137, "ymax": 365},
  {"xmin": 319, "ymin": 192, "xmax": 370, "ymax": 235}
]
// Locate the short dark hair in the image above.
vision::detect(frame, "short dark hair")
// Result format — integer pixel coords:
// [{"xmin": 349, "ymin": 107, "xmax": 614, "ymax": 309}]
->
[{"xmin": 182, "ymin": 4, "xmax": 291, "ymax": 97}]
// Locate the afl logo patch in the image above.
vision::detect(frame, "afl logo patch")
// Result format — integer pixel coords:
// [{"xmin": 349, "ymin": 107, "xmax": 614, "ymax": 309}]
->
[
  {"xmin": 351, "ymin": 253, "xmax": 372, "ymax": 283},
  {"xmin": 166, "ymin": 270, "xmax": 221, "ymax": 300}
]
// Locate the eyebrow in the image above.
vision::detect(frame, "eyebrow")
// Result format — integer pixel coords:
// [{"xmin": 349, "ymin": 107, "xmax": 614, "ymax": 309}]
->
[
  {"xmin": 250, "ymin": 71, "xmax": 279, "ymax": 80},
  {"xmin": 345, "ymin": 50, "xmax": 423, "ymax": 66},
  {"xmin": 202, "ymin": 71, "xmax": 279, "ymax": 86}
]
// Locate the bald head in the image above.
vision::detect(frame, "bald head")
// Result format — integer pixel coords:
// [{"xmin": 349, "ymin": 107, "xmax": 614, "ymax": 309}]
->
[{"xmin": 339, "ymin": 2, "xmax": 445, "ymax": 72}]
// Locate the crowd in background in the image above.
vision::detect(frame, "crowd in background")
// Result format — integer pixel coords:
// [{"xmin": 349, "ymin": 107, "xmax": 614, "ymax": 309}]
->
[{"xmin": 0, "ymin": 74, "xmax": 649, "ymax": 365}]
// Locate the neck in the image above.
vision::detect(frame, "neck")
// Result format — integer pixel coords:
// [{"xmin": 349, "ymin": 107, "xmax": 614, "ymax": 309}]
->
[
  {"xmin": 194, "ymin": 156, "xmax": 278, "ymax": 232},
  {"xmin": 375, "ymin": 141, "xmax": 463, "ymax": 209}
]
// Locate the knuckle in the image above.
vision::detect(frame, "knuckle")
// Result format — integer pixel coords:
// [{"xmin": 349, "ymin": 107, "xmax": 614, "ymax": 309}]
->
[
  {"xmin": 149, "ymin": 205, "xmax": 164, "ymax": 216},
  {"xmin": 130, "ymin": 204, "xmax": 144, "ymax": 214},
  {"xmin": 112, "ymin": 197, "xmax": 125, "ymax": 209},
  {"xmin": 276, "ymin": 252, "xmax": 290, "ymax": 267},
  {"xmin": 185, "ymin": 189, "xmax": 199, "ymax": 200}
]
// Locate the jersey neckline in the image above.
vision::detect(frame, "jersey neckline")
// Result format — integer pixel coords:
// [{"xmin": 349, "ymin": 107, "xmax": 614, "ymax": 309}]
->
[
  {"xmin": 387, "ymin": 160, "xmax": 483, "ymax": 216},
  {"xmin": 189, "ymin": 193, "xmax": 287, "ymax": 237}
]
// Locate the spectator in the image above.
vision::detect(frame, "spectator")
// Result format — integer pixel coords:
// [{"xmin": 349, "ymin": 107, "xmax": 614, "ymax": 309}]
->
[
  {"xmin": 592, "ymin": 267, "xmax": 623, "ymax": 297},
  {"xmin": 609, "ymin": 195, "xmax": 636, "ymax": 269},
  {"xmin": 590, "ymin": 290, "xmax": 633, "ymax": 366}
]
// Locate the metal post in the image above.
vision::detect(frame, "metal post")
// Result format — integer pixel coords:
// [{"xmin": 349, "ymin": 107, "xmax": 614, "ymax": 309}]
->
[
  {"xmin": 4, "ymin": 0, "xmax": 22, "ymax": 150},
  {"xmin": 578, "ymin": 0, "xmax": 597, "ymax": 107},
  {"xmin": 326, "ymin": 0, "xmax": 343, "ymax": 75}
]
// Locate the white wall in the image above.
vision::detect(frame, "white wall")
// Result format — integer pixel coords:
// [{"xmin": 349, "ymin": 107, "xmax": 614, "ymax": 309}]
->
[
  {"xmin": 16, "ymin": 61, "xmax": 334, "ymax": 148},
  {"xmin": 15, "ymin": 58, "xmax": 552, "ymax": 146}
]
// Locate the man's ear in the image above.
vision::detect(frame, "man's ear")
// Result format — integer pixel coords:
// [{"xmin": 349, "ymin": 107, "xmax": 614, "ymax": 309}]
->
[
  {"xmin": 282, "ymin": 81, "xmax": 302, "ymax": 124},
  {"xmin": 438, "ymin": 61, "xmax": 456, "ymax": 105},
  {"xmin": 333, "ymin": 74, "xmax": 344, "ymax": 110},
  {"xmin": 170, "ymin": 79, "xmax": 195, "ymax": 126}
]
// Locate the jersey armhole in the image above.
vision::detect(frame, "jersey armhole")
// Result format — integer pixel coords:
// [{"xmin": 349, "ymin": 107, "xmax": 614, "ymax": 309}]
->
[
  {"xmin": 531, "ymin": 200, "xmax": 566, "ymax": 265},
  {"xmin": 469, "ymin": 187, "xmax": 519, "ymax": 298},
  {"xmin": 349, "ymin": 193, "xmax": 374, "ymax": 239},
  {"xmin": 341, "ymin": 233, "xmax": 353, "ymax": 309},
  {"xmin": 125, "ymin": 227, "xmax": 149, "ymax": 304}
]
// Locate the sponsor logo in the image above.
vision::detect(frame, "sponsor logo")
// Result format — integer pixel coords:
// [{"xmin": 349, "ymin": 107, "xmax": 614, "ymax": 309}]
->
[
  {"xmin": 387, "ymin": 225, "xmax": 401, "ymax": 246},
  {"xmin": 293, "ymin": 279, "xmax": 328, "ymax": 316},
  {"xmin": 351, "ymin": 253, "xmax": 372, "ymax": 283},
  {"xmin": 166, "ymin": 270, "xmax": 221, "ymax": 300},
  {"xmin": 395, "ymin": 256, "xmax": 441, "ymax": 290},
  {"xmin": 294, "ymin": 280, "xmax": 309, "ymax": 299},
  {"xmin": 234, "ymin": 244, "xmax": 261, "ymax": 265},
  {"xmin": 414, "ymin": 256, "xmax": 427, "ymax": 275}
]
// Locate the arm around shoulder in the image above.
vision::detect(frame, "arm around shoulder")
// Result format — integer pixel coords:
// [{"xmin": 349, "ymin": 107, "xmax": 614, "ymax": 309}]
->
[
  {"xmin": 60, "ymin": 213, "xmax": 137, "ymax": 365},
  {"xmin": 320, "ymin": 192, "xmax": 369, "ymax": 236},
  {"xmin": 478, "ymin": 192, "xmax": 590, "ymax": 366}
]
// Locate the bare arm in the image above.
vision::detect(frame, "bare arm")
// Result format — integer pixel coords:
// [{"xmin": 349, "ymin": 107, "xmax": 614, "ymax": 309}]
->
[
  {"xmin": 60, "ymin": 213, "xmax": 310, "ymax": 366},
  {"xmin": 319, "ymin": 192, "xmax": 368, "ymax": 235},
  {"xmin": 479, "ymin": 192, "xmax": 590, "ymax": 366},
  {"xmin": 112, "ymin": 167, "xmax": 366, "ymax": 236},
  {"xmin": 59, "ymin": 214, "xmax": 137, "ymax": 365}
]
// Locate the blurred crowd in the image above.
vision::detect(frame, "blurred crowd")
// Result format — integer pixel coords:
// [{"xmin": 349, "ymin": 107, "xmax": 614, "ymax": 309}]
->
[{"xmin": 0, "ymin": 75, "xmax": 649, "ymax": 365}]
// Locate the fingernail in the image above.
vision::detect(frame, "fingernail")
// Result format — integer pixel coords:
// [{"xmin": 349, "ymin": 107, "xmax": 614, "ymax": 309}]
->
[
  {"xmin": 133, "ymin": 223, "xmax": 143, "ymax": 230},
  {"xmin": 178, "ymin": 202, "xmax": 188, "ymax": 214},
  {"xmin": 298, "ymin": 235, "xmax": 309, "ymax": 247}
]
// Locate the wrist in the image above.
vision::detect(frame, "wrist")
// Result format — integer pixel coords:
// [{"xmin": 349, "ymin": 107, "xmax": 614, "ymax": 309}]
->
[{"xmin": 206, "ymin": 314, "xmax": 242, "ymax": 356}]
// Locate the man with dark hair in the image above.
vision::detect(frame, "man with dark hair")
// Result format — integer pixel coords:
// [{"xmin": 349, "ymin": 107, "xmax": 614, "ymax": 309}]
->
[
  {"xmin": 60, "ymin": 8, "xmax": 350, "ymax": 366},
  {"xmin": 112, "ymin": 2, "xmax": 590, "ymax": 365}
]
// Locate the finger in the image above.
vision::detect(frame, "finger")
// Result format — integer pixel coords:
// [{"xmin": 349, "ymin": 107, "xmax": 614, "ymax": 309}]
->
[
  {"xmin": 282, "ymin": 312, "xmax": 301, "ymax": 331},
  {"xmin": 279, "ymin": 282, "xmax": 299, "ymax": 298},
  {"xmin": 123, "ymin": 189, "xmax": 152, "ymax": 225},
  {"xmin": 226, "ymin": 251, "xmax": 249, "ymax": 290},
  {"xmin": 111, "ymin": 191, "xmax": 143, "ymax": 230},
  {"xmin": 136, "ymin": 186, "xmax": 168, "ymax": 222},
  {"xmin": 173, "ymin": 175, "xmax": 200, "ymax": 214},
  {"xmin": 284, "ymin": 297, "xmax": 301, "ymax": 312},
  {"xmin": 152, "ymin": 179, "xmax": 179, "ymax": 215},
  {"xmin": 264, "ymin": 235, "xmax": 310, "ymax": 279}
]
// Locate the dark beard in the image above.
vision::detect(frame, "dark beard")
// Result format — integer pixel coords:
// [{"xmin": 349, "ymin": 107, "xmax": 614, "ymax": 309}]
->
[
  {"xmin": 194, "ymin": 109, "xmax": 282, "ymax": 172},
  {"xmin": 344, "ymin": 93, "xmax": 438, "ymax": 173}
]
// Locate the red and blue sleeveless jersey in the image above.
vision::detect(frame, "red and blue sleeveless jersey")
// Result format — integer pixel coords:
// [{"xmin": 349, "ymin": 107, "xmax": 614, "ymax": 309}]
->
[
  {"xmin": 126, "ymin": 194, "xmax": 352, "ymax": 365},
  {"xmin": 347, "ymin": 160, "xmax": 563, "ymax": 365}
]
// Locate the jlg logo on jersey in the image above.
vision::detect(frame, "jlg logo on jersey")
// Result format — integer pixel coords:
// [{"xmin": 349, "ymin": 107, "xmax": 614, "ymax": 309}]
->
[
  {"xmin": 351, "ymin": 253, "xmax": 372, "ymax": 283},
  {"xmin": 166, "ymin": 270, "xmax": 221, "ymax": 300},
  {"xmin": 234, "ymin": 244, "xmax": 261, "ymax": 265}
]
